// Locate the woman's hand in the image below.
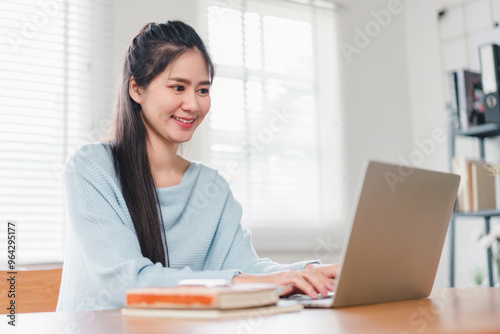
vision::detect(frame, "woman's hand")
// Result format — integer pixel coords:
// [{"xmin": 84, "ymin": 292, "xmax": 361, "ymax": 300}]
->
[
  {"xmin": 304, "ymin": 263, "xmax": 339, "ymax": 280},
  {"xmin": 232, "ymin": 263, "xmax": 339, "ymax": 299}
]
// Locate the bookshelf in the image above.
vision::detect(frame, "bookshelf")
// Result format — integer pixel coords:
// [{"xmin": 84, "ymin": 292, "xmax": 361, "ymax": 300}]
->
[
  {"xmin": 437, "ymin": 0, "xmax": 500, "ymax": 289},
  {"xmin": 448, "ymin": 110, "xmax": 497, "ymax": 287}
]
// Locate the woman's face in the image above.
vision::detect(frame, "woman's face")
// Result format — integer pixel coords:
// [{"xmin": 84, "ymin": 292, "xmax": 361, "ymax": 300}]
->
[{"xmin": 131, "ymin": 50, "xmax": 211, "ymax": 146}]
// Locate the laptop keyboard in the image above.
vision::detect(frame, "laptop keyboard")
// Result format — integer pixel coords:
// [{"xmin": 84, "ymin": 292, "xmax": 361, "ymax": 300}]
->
[
  {"xmin": 286, "ymin": 291, "xmax": 335, "ymax": 300},
  {"xmin": 284, "ymin": 291, "xmax": 335, "ymax": 308}
]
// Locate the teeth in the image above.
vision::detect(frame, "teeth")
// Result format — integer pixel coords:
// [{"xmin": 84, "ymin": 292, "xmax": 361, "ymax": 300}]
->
[{"xmin": 172, "ymin": 116, "xmax": 194, "ymax": 124}]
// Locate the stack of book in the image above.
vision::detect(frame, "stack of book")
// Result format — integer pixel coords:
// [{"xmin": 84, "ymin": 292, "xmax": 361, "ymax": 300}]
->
[
  {"xmin": 121, "ymin": 280, "xmax": 303, "ymax": 320},
  {"xmin": 452, "ymin": 157, "xmax": 496, "ymax": 212}
]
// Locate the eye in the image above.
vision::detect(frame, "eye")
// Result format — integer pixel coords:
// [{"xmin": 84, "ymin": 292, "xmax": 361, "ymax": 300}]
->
[
  {"xmin": 171, "ymin": 85, "xmax": 184, "ymax": 92},
  {"xmin": 198, "ymin": 88, "xmax": 210, "ymax": 94}
]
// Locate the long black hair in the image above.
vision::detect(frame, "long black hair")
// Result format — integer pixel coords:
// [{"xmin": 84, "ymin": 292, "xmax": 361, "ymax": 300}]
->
[{"xmin": 104, "ymin": 21, "xmax": 214, "ymax": 267}]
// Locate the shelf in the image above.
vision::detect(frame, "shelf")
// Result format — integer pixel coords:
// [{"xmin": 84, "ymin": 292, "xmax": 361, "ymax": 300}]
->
[
  {"xmin": 454, "ymin": 209, "xmax": 500, "ymax": 217},
  {"xmin": 455, "ymin": 123, "xmax": 500, "ymax": 137}
]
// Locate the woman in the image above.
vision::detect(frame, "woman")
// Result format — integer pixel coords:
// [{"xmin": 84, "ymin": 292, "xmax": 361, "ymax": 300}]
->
[{"xmin": 56, "ymin": 20, "xmax": 338, "ymax": 312}]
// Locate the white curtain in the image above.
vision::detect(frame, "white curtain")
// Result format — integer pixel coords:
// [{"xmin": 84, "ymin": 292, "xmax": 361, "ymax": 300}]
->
[
  {"xmin": 200, "ymin": 0, "xmax": 346, "ymax": 230},
  {"xmin": 0, "ymin": 0, "xmax": 114, "ymax": 263}
]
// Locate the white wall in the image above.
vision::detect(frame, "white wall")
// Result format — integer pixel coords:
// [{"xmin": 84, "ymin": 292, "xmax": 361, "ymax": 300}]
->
[
  {"xmin": 405, "ymin": 0, "xmax": 451, "ymax": 290},
  {"xmin": 336, "ymin": 0, "xmax": 413, "ymax": 209}
]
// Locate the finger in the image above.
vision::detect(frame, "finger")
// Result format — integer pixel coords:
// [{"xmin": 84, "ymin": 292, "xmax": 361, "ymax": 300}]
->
[
  {"xmin": 300, "ymin": 271, "xmax": 332, "ymax": 297},
  {"xmin": 321, "ymin": 276, "xmax": 336, "ymax": 291},
  {"xmin": 307, "ymin": 265, "xmax": 338, "ymax": 291},
  {"xmin": 326, "ymin": 278, "xmax": 336, "ymax": 292},
  {"xmin": 278, "ymin": 284, "xmax": 294, "ymax": 296},
  {"xmin": 287, "ymin": 275, "xmax": 320, "ymax": 299}
]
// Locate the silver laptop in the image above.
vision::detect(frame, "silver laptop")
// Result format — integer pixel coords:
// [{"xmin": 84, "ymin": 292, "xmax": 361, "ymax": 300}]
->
[{"xmin": 290, "ymin": 160, "xmax": 460, "ymax": 308}]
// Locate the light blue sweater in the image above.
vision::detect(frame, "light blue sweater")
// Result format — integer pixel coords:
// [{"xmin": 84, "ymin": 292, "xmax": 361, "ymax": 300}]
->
[{"xmin": 56, "ymin": 143, "xmax": 317, "ymax": 311}]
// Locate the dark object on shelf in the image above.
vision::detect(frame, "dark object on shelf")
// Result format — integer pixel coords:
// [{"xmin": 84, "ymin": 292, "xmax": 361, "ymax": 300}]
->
[
  {"xmin": 448, "ymin": 70, "xmax": 485, "ymax": 130},
  {"xmin": 448, "ymin": 73, "xmax": 460, "ymax": 130},
  {"xmin": 479, "ymin": 44, "xmax": 500, "ymax": 123}
]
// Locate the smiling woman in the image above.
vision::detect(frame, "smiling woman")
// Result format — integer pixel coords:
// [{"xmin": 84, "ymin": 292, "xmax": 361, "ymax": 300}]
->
[{"xmin": 56, "ymin": 20, "xmax": 338, "ymax": 312}]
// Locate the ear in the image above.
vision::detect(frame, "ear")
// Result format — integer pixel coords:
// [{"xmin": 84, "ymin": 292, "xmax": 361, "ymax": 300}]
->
[{"xmin": 128, "ymin": 76, "xmax": 143, "ymax": 104}]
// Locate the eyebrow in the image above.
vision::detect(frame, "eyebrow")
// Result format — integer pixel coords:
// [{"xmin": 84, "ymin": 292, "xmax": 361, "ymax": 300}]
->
[{"xmin": 168, "ymin": 77, "xmax": 212, "ymax": 86}]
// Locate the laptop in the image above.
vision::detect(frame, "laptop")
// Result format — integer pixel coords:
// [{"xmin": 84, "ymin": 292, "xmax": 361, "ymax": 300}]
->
[{"xmin": 288, "ymin": 160, "xmax": 460, "ymax": 308}]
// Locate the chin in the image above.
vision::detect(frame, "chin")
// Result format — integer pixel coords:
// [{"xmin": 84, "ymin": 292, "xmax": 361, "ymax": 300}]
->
[{"xmin": 172, "ymin": 135, "xmax": 194, "ymax": 144}]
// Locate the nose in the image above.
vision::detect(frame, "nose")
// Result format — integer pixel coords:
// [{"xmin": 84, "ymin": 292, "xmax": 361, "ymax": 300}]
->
[{"xmin": 181, "ymin": 90, "xmax": 199, "ymax": 112}]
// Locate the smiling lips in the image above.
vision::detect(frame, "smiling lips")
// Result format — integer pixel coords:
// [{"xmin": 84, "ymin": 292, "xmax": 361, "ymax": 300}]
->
[{"xmin": 171, "ymin": 115, "xmax": 196, "ymax": 129}]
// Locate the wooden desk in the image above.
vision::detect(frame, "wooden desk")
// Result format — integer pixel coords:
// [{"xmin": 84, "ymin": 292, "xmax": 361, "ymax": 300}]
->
[
  {"xmin": 1, "ymin": 288, "xmax": 499, "ymax": 334},
  {"xmin": 0, "ymin": 263, "xmax": 62, "ymax": 314}
]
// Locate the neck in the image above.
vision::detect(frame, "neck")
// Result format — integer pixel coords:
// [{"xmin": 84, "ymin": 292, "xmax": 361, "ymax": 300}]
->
[{"xmin": 146, "ymin": 135, "xmax": 179, "ymax": 179}]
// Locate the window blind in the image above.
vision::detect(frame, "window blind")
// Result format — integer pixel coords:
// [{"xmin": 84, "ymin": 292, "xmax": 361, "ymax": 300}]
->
[
  {"xmin": 0, "ymin": 0, "xmax": 114, "ymax": 264},
  {"xmin": 203, "ymin": 0, "xmax": 345, "ymax": 229}
]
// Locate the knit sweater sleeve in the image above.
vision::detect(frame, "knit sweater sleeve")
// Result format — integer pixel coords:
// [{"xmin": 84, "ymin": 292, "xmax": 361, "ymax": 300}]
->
[
  {"xmin": 58, "ymin": 146, "xmax": 240, "ymax": 311},
  {"xmin": 214, "ymin": 183, "xmax": 321, "ymax": 274}
]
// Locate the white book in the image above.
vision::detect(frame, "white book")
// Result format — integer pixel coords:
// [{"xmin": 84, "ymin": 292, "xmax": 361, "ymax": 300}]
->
[
  {"xmin": 121, "ymin": 300, "xmax": 303, "ymax": 320},
  {"xmin": 470, "ymin": 161, "xmax": 496, "ymax": 211}
]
